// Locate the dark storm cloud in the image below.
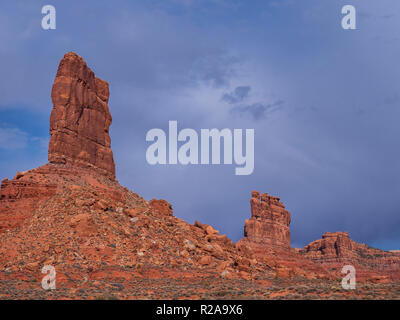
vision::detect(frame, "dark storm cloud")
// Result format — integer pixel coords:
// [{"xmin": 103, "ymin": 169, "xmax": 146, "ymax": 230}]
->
[
  {"xmin": 222, "ymin": 86, "xmax": 251, "ymax": 104},
  {"xmin": 191, "ymin": 54, "xmax": 240, "ymax": 88},
  {"xmin": 223, "ymin": 85, "xmax": 283, "ymax": 120},
  {"xmin": 231, "ymin": 100, "xmax": 284, "ymax": 120}
]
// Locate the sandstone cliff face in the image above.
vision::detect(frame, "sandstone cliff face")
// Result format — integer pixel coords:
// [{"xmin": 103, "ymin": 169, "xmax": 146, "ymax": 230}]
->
[
  {"xmin": 301, "ymin": 232, "xmax": 354, "ymax": 262},
  {"xmin": 48, "ymin": 52, "xmax": 115, "ymax": 178},
  {"xmin": 241, "ymin": 191, "xmax": 291, "ymax": 249},
  {"xmin": 300, "ymin": 232, "xmax": 400, "ymax": 282}
]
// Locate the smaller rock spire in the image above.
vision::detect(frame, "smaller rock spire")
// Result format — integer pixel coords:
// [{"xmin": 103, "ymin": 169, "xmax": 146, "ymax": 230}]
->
[{"xmin": 242, "ymin": 190, "xmax": 291, "ymax": 249}]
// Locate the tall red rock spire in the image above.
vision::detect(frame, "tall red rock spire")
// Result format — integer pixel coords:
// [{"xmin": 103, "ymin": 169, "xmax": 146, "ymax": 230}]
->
[{"xmin": 48, "ymin": 52, "xmax": 115, "ymax": 178}]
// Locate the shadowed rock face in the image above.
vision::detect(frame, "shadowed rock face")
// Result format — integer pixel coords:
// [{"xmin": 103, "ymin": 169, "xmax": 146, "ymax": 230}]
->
[{"xmin": 48, "ymin": 52, "xmax": 115, "ymax": 178}]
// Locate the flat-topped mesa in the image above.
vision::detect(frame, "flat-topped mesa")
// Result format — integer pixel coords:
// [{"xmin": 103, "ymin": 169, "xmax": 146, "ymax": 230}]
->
[
  {"xmin": 48, "ymin": 52, "xmax": 115, "ymax": 179},
  {"xmin": 300, "ymin": 231, "xmax": 400, "ymax": 281},
  {"xmin": 241, "ymin": 190, "xmax": 291, "ymax": 249},
  {"xmin": 300, "ymin": 232, "xmax": 353, "ymax": 261}
]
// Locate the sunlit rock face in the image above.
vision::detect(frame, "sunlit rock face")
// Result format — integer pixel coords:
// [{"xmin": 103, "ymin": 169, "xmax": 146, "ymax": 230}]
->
[
  {"xmin": 48, "ymin": 52, "xmax": 115, "ymax": 179},
  {"xmin": 241, "ymin": 190, "xmax": 291, "ymax": 250}
]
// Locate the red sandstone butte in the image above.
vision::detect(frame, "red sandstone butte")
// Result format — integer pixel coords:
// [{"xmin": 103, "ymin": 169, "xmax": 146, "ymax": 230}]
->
[
  {"xmin": 300, "ymin": 232, "xmax": 400, "ymax": 282},
  {"xmin": 48, "ymin": 52, "xmax": 115, "ymax": 178},
  {"xmin": 240, "ymin": 191, "xmax": 291, "ymax": 249},
  {"xmin": 237, "ymin": 191, "xmax": 332, "ymax": 280}
]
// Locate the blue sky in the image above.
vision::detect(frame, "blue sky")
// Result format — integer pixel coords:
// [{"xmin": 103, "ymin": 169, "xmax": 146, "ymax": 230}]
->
[{"xmin": 0, "ymin": 0, "xmax": 399, "ymax": 249}]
